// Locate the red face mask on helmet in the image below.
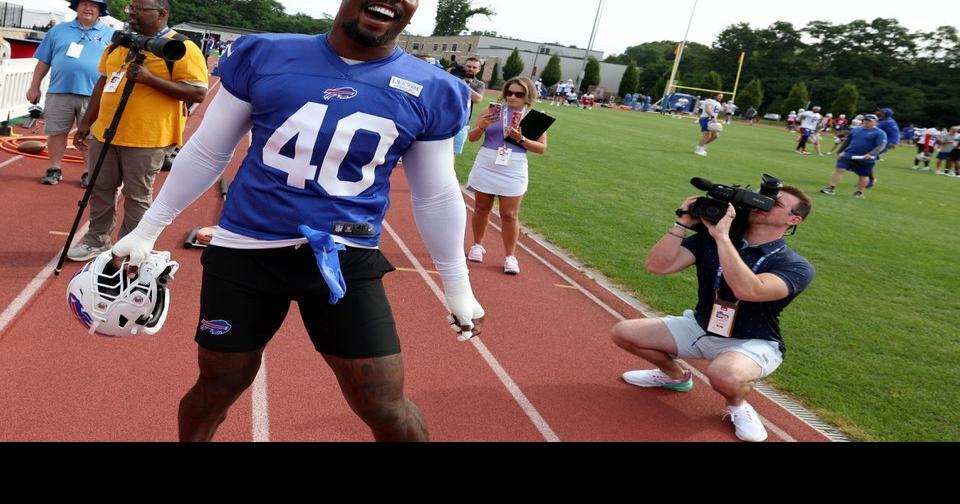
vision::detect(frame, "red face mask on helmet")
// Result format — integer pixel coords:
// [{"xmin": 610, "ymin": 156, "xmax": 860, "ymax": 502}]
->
[{"xmin": 67, "ymin": 250, "xmax": 179, "ymax": 337}]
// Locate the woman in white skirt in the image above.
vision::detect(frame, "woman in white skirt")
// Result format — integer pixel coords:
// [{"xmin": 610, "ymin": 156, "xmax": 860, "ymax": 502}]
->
[{"xmin": 466, "ymin": 77, "xmax": 548, "ymax": 275}]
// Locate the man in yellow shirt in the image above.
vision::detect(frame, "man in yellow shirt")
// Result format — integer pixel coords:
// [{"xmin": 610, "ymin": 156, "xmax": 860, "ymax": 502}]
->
[{"xmin": 69, "ymin": 0, "xmax": 208, "ymax": 261}]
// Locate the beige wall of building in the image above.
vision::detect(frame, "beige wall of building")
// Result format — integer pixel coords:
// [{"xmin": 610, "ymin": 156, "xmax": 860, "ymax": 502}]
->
[{"xmin": 398, "ymin": 34, "xmax": 627, "ymax": 94}]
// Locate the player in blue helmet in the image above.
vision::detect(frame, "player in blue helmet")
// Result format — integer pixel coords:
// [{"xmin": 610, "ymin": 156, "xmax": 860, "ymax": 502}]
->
[{"xmin": 111, "ymin": 0, "xmax": 485, "ymax": 442}]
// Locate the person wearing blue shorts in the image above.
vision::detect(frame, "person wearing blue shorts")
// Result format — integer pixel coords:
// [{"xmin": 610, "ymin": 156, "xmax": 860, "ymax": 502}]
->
[
  {"xmin": 694, "ymin": 93, "xmax": 723, "ymax": 156},
  {"xmin": 821, "ymin": 114, "xmax": 888, "ymax": 199}
]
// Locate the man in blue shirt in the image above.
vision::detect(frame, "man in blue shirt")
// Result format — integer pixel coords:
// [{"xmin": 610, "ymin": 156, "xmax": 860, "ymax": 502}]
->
[
  {"xmin": 820, "ymin": 114, "xmax": 888, "ymax": 199},
  {"xmin": 28, "ymin": 0, "xmax": 113, "ymax": 187},
  {"xmin": 611, "ymin": 185, "xmax": 814, "ymax": 442}
]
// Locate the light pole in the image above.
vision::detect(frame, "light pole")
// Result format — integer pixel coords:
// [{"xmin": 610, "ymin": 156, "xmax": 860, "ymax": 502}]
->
[
  {"xmin": 531, "ymin": 45, "xmax": 545, "ymax": 77},
  {"xmin": 575, "ymin": 0, "xmax": 604, "ymax": 92},
  {"xmin": 664, "ymin": 0, "xmax": 699, "ymax": 100}
]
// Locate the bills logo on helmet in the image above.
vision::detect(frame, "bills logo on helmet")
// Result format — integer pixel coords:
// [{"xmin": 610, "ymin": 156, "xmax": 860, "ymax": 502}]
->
[
  {"xmin": 68, "ymin": 293, "xmax": 93, "ymax": 328},
  {"xmin": 323, "ymin": 87, "xmax": 358, "ymax": 101},
  {"xmin": 200, "ymin": 319, "xmax": 233, "ymax": 335}
]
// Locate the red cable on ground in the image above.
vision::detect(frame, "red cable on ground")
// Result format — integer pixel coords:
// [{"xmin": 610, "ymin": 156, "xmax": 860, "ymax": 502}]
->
[{"xmin": 0, "ymin": 135, "xmax": 85, "ymax": 163}]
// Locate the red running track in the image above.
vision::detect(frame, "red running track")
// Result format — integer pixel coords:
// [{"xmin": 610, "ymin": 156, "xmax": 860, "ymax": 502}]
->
[{"xmin": 0, "ymin": 79, "xmax": 832, "ymax": 442}]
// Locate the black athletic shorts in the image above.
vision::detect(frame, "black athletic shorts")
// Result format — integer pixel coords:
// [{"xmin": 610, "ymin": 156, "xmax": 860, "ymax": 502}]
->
[
  {"xmin": 196, "ymin": 245, "xmax": 399, "ymax": 358},
  {"xmin": 950, "ymin": 149, "xmax": 960, "ymax": 162}
]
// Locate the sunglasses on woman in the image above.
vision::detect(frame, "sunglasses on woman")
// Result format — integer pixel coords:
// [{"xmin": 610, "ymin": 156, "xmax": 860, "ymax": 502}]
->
[{"xmin": 504, "ymin": 90, "xmax": 526, "ymax": 98}]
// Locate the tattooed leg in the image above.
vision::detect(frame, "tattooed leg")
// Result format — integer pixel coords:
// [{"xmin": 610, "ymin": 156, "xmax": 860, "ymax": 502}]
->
[{"xmin": 323, "ymin": 353, "xmax": 429, "ymax": 442}]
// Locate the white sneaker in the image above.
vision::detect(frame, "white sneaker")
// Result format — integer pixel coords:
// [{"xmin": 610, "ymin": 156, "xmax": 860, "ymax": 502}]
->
[
  {"xmin": 467, "ymin": 244, "xmax": 486, "ymax": 263},
  {"xmin": 936, "ymin": 170, "xmax": 947, "ymax": 176},
  {"xmin": 67, "ymin": 243, "xmax": 110, "ymax": 262},
  {"xmin": 503, "ymin": 256, "xmax": 520, "ymax": 275},
  {"xmin": 622, "ymin": 368, "xmax": 693, "ymax": 392},
  {"xmin": 694, "ymin": 147, "xmax": 707, "ymax": 157},
  {"xmin": 724, "ymin": 402, "xmax": 768, "ymax": 442}
]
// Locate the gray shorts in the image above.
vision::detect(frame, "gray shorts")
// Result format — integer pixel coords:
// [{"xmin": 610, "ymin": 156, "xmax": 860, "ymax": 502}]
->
[
  {"xmin": 660, "ymin": 309, "xmax": 784, "ymax": 378},
  {"xmin": 43, "ymin": 93, "xmax": 90, "ymax": 135}
]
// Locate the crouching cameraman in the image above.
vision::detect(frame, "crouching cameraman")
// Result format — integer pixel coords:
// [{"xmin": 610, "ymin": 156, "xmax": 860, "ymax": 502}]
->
[{"xmin": 610, "ymin": 185, "xmax": 814, "ymax": 442}]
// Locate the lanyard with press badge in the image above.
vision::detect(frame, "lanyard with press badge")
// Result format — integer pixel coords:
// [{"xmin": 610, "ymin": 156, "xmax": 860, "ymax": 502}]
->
[
  {"xmin": 707, "ymin": 245, "xmax": 785, "ymax": 337},
  {"xmin": 495, "ymin": 106, "xmax": 526, "ymax": 166}
]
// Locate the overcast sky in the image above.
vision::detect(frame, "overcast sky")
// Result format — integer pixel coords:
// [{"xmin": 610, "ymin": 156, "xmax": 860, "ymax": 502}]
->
[{"xmin": 278, "ymin": 0, "xmax": 959, "ymax": 57}]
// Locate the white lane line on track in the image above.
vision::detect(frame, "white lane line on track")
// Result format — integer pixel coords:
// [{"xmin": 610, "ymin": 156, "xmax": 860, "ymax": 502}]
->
[
  {"xmin": 460, "ymin": 196, "xmax": 799, "ymax": 443},
  {"xmin": 191, "ymin": 77, "xmax": 275, "ymax": 443},
  {"xmin": 382, "ymin": 220, "xmax": 561, "ymax": 442},
  {"xmin": 252, "ymin": 352, "xmax": 270, "ymax": 442},
  {"xmin": 201, "ymin": 77, "xmax": 272, "ymax": 443},
  {"xmin": 0, "ymin": 155, "xmax": 24, "ymax": 169},
  {"xmin": 0, "ymin": 222, "xmax": 89, "ymax": 338}
]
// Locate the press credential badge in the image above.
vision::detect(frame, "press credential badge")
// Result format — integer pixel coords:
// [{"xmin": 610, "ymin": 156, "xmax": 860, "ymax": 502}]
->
[
  {"xmin": 495, "ymin": 147, "xmax": 513, "ymax": 166},
  {"xmin": 104, "ymin": 72, "xmax": 125, "ymax": 93},
  {"xmin": 707, "ymin": 298, "xmax": 738, "ymax": 337},
  {"xmin": 66, "ymin": 42, "xmax": 84, "ymax": 59}
]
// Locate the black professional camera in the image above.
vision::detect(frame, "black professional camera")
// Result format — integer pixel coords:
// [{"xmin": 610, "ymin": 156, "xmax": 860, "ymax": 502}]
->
[
  {"xmin": 111, "ymin": 30, "xmax": 186, "ymax": 61},
  {"xmin": 449, "ymin": 65, "xmax": 469, "ymax": 79},
  {"xmin": 677, "ymin": 174, "xmax": 783, "ymax": 240},
  {"xmin": 679, "ymin": 174, "xmax": 782, "ymax": 223}
]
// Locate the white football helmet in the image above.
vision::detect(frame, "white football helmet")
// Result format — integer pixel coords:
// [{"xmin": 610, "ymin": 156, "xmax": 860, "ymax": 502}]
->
[
  {"xmin": 707, "ymin": 121, "xmax": 724, "ymax": 132},
  {"xmin": 67, "ymin": 250, "xmax": 179, "ymax": 337}
]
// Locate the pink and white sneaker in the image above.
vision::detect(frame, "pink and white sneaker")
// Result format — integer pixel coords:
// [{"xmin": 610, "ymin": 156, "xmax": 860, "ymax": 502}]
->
[
  {"xmin": 467, "ymin": 244, "xmax": 486, "ymax": 263},
  {"xmin": 503, "ymin": 256, "xmax": 520, "ymax": 275}
]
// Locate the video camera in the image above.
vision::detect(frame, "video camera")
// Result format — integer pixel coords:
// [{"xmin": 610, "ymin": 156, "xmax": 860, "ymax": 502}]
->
[
  {"xmin": 111, "ymin": 30, "xmax": 185, "ymax": 61},
  {"xmin": 448, "ymin": 65, "xmax": 469, "ymax": 79},
  {"xmin": 676, "ymin": 174, "xmax": 783, "ymax": 240}
]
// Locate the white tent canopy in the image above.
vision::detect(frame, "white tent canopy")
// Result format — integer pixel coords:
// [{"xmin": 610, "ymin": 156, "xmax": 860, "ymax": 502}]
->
[{"xmin": 5, "ymin": 0, "xmax": 125, "ymax": 31}]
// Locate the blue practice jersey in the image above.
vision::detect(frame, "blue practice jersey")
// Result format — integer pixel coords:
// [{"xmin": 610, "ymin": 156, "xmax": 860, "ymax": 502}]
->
[
  {"xmin": 215, "ymin": 33, "xmax": 470, "ymax": 247},
  {"xmin": 843, "ymin": 127, "xmax": 888, "ymax": 157}
]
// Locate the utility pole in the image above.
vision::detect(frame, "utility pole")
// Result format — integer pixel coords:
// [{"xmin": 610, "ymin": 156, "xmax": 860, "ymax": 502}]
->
[
  {"xmin": 664, "ymin": 0, "xmax": 699, "ymax": 99},
  {"xmin": 575, "ymin": 0, "xmax": 604, "ymax": 92}
]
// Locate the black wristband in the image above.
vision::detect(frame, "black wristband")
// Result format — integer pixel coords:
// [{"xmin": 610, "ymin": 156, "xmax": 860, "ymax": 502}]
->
[{"xmin": 674, "ymin": 221, "xmax": 694, "ymax": 231}]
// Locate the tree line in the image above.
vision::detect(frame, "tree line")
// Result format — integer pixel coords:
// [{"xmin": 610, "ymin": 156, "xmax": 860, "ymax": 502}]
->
[
  {"xmin": 104, "ymin": 0, "xmax": 333, "ymax": 35},
  {"xmin": 606, "ymin": 19, "xmax": 960, "ymax": 126}
]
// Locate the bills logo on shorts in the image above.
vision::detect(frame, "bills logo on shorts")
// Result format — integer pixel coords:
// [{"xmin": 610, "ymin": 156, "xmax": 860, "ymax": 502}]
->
[
  {"xmin": 68, "ymin": 293, "xmax": 93, "ymax": 328},
  {"xmin": 200, "ymin": 319, "xmax": 233, "ymax": 336},
  {"xmin": 324, "ymin": 87, "xmax": 358, "ymax": 101}
]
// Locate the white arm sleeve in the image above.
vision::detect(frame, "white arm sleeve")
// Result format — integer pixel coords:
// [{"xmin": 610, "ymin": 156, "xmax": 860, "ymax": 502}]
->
[
  {"xmin": 140, "ymin": 88, "xmax": 253, "ymax": 229},
  {"xmin": 401, "ymin": 139, "xmax": 469, "ymax": 283}
]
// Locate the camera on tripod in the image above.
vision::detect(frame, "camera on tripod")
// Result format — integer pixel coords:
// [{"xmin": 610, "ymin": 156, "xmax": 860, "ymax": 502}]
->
[
  {"xmin": 111, "ymin": 30, "xmax": 186, "ymax": 61},
  {"xmin": 677, "ymin": 173, "xmax": 783, "ymax": 225}
]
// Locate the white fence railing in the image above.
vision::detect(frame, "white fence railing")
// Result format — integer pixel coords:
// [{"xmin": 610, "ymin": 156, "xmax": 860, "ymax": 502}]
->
[{"xmin": 0, "ymin": 57, "xmax": 47, "ymax": 121}]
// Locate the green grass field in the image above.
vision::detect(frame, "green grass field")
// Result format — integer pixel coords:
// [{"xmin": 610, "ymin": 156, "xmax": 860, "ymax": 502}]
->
[{"xmin": 454, "ymin": 100, "xmax": 960, "ymax": 442}]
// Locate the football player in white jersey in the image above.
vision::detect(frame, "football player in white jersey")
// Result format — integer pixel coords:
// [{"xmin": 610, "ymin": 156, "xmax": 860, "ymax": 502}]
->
[
  {"xmin": 795, "ymin": 106, "xmax": 822, "ymax": 155},
  {"xmin": 111, "ymin": 0, "xmax": 485, "ymax": 442},
  {"xmin": 694, "ymin": 93, "xmax": 723, "ymax": 156}
]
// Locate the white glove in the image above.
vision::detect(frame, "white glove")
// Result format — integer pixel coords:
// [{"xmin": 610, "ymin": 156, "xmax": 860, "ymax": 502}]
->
[
  {"xmin": 443, "ymin": 276, "xmax": 485, "ymax": 342},
  {"xmin": 111, "ymin": 219, "xmax": 165, "ymax": 267}
]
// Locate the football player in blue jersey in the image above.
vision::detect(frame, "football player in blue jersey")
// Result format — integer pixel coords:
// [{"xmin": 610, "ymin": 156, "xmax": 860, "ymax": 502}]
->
[{"xmin": 111, "ymin": 0, "xmax": 485, "ymax": 442}]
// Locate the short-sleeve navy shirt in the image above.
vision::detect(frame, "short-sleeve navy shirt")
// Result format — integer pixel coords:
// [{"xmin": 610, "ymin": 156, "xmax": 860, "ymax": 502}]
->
[{"xmin": 681, "ymin": 233, "xmax": 815, "ymax": 357}]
